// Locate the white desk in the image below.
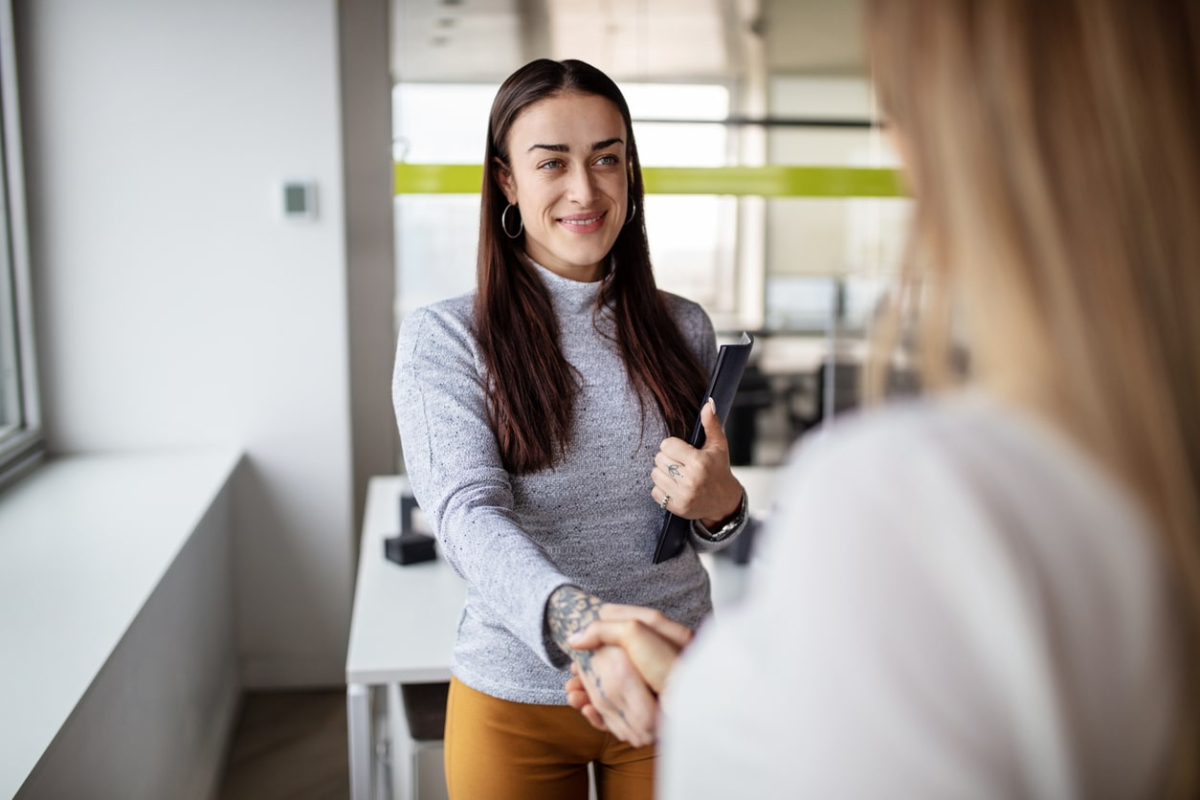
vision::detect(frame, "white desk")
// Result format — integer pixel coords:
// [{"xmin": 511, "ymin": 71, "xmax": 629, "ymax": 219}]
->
[{"xmin": 345, "ymin": 467, "xmax": 778, "ymax": 800}]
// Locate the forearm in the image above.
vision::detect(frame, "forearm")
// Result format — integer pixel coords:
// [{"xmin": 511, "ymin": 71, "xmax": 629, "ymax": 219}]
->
[
  {"xmin": 547, "ymin": 584, "xmax": 605, "ymax": 664},
  {"xmin": 396, "ymin": 309, "xmax": 573, "ymax": 663},
  {"xmin": 406, "ymin": 472, "xmax": 572, "ymax": 663}
]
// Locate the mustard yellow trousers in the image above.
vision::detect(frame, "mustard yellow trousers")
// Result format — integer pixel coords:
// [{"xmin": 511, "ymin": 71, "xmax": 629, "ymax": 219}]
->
[{"xmin": 444, "ymin": 676, "xmax": 657, "ymax": 800}]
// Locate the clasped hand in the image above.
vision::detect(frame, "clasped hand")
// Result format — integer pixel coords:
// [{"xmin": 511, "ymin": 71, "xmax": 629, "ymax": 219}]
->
[
  {"xmin": 549, "ymin": 587, "xmax": 690, "ymax": 746},
  {"xmin": 562, "ymin": 604, "xmax": 692, "ymax": 745}
]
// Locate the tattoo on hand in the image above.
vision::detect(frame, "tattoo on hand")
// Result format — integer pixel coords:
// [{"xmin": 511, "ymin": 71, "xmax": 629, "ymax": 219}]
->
[
  {"xmin": 548, "ymin": 586, "xmax": 629, "ymax": 722},
  {"xmin": 548, "ymin": 585, "xmax": 603, "ymax": 658},
  {"xmin": 668, "ymin": 463, "xmax": 682, "ymax": 480}
]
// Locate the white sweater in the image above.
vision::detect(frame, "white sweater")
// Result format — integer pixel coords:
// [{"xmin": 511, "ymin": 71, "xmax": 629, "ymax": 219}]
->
[
  {"xmin": 393, "ymin": 261, "xmax": 739, "ymax": 704},
  {"xmin": 661, "ymin": 394, "xmax": 1179, "ymax": 799}
]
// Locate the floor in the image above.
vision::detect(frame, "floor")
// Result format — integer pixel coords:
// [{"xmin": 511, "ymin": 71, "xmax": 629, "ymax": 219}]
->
[{"xmin": 217, "ymin": 690, "xmax": 350, "ymax": 800}]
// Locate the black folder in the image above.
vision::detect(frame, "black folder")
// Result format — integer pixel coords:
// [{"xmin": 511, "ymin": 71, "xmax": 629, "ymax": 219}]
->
[{"xmin": 652, "ymin": 332, "xmax": 755, "ymax": 564}]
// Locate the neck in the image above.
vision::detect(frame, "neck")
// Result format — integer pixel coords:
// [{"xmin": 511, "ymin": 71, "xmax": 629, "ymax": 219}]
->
[{"xmin": 523, "ymin": 249, "xmax": 604, "ymax": 283}]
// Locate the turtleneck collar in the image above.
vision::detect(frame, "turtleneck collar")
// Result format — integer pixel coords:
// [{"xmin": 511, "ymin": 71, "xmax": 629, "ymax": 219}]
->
[{"xmin": 527, "ymin": 257, "xmax": 606, "ymax": 318}]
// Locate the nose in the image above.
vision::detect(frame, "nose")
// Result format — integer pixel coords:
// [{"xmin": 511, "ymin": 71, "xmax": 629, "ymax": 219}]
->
[{"xmin": 567, "ymin": 164, "xmax": 598, "ymax": 205}]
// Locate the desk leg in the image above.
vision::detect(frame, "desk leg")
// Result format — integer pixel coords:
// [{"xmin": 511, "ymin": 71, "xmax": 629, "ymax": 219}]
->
[{"xmin": 347, "ymin": 682, "xmax": 373, "ymax": 800}]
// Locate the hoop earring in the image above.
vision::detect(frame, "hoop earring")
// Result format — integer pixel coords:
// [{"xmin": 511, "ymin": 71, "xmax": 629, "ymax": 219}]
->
[
  {"xmin": 501, "ymin": 203, "xmax": 523, "ymax": 238},
  {"xmin": 624, "ymin": 201, "xmax": 637, "ymax": 227}
]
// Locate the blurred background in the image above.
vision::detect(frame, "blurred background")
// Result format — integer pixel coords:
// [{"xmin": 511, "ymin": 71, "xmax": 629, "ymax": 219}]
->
[{"xmin": 391, "ymin": 0, "xmax": 910, "ymax": 465}]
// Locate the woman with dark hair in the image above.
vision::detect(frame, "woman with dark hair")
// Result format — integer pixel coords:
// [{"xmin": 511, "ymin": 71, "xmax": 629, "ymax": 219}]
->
[{"xmin": 392, "ymin": 58, "xmax": 747, "ymax": 799}]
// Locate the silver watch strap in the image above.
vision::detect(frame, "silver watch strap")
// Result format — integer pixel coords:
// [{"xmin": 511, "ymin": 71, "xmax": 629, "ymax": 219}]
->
[{"xmin": 697, "ymin": 490, "xmax": 747, "ymax": 542}]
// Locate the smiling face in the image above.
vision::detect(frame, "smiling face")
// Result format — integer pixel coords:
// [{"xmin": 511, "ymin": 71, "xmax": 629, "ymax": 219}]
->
[{"xmin": 495, "ymin": 92, "xmax": 630, "ymax": 283}]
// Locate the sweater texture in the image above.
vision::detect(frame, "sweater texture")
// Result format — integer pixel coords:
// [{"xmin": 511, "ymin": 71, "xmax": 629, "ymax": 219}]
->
[{"xmin": 393, "ymin": 261, "xmax": 731, "ymax": 704}]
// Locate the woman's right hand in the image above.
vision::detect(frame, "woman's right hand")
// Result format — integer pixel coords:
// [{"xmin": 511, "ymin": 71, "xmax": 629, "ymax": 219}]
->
[
  {"xmin": 562, "ymin": 605, "xmax": 693, "ymax": 737},
  {"xmin": 547, "ymin": 588, "xmax": 693, "ymax": 745}
]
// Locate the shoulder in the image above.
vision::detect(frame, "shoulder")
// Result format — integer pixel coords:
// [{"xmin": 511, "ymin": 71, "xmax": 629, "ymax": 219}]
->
[
  {"xmin": 397, "ymin": 292, "xmax": 478, "ymax": 360},
  {"xmin": 784, "ymin": 392, "xmax": 1139, "ymax": 517},
  {"xmin": 766, "ymin": 392, "xmax": 1160, "ymax": 604},
  {"xmin": 780, "ymin": 395, "xmax": 1085, "ymax": 525},
  {"xmin": 659, "ymin": 292, "xmax": 714, "ymax": 337}
]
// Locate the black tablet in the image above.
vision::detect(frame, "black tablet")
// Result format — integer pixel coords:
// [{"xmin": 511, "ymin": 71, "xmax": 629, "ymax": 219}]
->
[{"xmin": 652, "ymin": 332, "xmax": 755, "ymax": 564}]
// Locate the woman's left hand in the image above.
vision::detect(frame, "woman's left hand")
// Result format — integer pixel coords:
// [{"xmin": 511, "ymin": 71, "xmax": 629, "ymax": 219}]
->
[{"xmin": 651, "ymin": 398, "xmax": 743, "ymax": 529}]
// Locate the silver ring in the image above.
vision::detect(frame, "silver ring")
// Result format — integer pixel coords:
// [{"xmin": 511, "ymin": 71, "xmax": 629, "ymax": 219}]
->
[{"xmin": 660, "ymin": 494, "xmax": 670, "ymax": 510}]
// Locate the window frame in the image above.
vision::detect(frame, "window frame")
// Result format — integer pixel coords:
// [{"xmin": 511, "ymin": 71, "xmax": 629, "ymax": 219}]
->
[{"xmin": 0, "ymin": 0, "xmax": 42, "ymax": 488}]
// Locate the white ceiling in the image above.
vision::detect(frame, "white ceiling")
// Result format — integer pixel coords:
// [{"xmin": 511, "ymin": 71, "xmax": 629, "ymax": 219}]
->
[{"xmin": 391, "ymin": 0, "xmax": 864, "ymax": 84}]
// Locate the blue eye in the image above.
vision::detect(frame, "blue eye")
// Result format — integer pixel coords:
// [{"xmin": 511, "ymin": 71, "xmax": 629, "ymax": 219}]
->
[
  {"xmin": 539, "ymin": 159, "xmax": 564, "ymax": 170},
  {"xmin": 596, "ymin": 154, "xmax": 618, "ymax": 166}
]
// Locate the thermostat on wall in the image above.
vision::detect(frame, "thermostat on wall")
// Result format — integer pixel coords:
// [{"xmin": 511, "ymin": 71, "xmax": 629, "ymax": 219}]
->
[{"xmin": 281, "ymin": 180, "xmax": 318, "ymax": 220}]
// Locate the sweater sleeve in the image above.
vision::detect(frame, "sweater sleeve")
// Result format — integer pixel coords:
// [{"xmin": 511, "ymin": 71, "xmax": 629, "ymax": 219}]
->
[{"xmin": 393, "ymin": 306, "xmax": 573, "ymax": 667}]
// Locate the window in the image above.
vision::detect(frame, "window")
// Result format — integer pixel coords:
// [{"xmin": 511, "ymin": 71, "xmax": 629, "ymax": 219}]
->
[
  {"xmin": 763, "ymin": 76, "xmax": 910, "ymax": 334},
  {"xmin": 392, "ymin": 83, "xmax": 494, "ymax": 322},
  {"xmin": 0, "ymin": 0, "xmax": 42, "ymax": 485},
  {"xmin": 623, "ymin": 84, "xmax": 737, "ymax": 319}
]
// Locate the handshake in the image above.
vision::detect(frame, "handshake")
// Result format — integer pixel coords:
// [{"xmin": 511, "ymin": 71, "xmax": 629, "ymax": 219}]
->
[{"xmin": 549, "ymin": 585, "xmax": 697, "ymax": 749}]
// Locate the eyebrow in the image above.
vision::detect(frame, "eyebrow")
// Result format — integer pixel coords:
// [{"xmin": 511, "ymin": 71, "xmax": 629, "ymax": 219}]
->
[{"xmin": 527, "ymin": 137, "xmax": 624, "ymax": 153}]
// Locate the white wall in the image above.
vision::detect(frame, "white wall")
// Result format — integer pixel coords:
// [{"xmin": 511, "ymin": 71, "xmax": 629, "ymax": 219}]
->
[{"xmin": 16, "ymin": 0, "xmax": 392, "ymax": 686}]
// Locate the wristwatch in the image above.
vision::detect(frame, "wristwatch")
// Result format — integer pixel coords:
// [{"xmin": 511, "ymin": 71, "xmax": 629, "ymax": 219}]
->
[{"xmin": 695, "ymin": 490, "xmax": 747, "ymax": 542}]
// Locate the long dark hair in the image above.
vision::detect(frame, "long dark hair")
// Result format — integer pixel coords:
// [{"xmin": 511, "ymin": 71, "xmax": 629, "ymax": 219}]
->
[{"xmin": 475, "ymin": 58, "xmax": 709, "ymax": 475}]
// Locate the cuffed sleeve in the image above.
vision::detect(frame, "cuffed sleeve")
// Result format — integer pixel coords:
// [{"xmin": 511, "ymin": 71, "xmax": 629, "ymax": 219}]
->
[{"xmin": 688, "ymin": 499, "xmax": 749, "ymax": 553}]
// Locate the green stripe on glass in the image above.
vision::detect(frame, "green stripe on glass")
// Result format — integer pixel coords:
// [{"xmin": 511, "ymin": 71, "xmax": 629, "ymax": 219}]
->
[{"xmin": 394, "ymin": 164, "xmax": 905, "ymax": 198}]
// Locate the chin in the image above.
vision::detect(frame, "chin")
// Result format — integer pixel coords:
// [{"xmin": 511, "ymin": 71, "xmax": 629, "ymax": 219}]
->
[
  {"xmin": 553, "ymin": 243, "xmax": 613, "ymax": 269},
  {"xmin": 574, "ymin": 234, "xmax": 620, "ymax": 262}
]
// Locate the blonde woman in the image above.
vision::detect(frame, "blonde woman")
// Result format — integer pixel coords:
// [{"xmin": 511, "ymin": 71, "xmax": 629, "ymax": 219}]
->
[{"xmin": 565, "ymin": 1, "xmax": 1200, "ymax": 797}]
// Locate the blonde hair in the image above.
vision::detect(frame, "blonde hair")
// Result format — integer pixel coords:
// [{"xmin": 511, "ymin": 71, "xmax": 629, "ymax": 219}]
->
[{"xmin": 864, "ymin": 0, "xmax": 1200, "ymax": 792}]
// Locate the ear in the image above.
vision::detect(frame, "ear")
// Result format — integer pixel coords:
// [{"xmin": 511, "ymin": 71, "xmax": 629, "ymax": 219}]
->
[{"xmin": 493, "ymin": 157, "xmax": 517, "ymax": 205}]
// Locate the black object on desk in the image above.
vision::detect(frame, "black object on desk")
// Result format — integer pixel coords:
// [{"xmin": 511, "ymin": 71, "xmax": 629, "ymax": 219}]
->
[
  {"xmin": 401, "ymin": 682, "xmax": 450, "ymax": 741},
  {"xmin": 653, "ymin": 332, "xmax": 755, "ymax": 564},
  {"xmin": 384, "ymin": 492, "xmax": 437, "ymax": 566}
]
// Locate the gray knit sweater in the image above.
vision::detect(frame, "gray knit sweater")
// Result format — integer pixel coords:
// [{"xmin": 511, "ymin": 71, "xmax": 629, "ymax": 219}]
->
[{"xmin": 393, "ymin": 261, "xmax": 736, "ymax": 704}]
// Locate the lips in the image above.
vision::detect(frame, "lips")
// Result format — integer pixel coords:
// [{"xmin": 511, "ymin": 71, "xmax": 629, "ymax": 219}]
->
[{"xmin": 558, "ymin": 211, "xmax": 606, "ymax": 233}]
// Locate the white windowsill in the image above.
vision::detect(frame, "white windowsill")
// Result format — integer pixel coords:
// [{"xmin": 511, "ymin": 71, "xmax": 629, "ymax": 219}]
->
[{"xmin": 0, "ymin": 448, "xmax": 243, "ymax": 798}]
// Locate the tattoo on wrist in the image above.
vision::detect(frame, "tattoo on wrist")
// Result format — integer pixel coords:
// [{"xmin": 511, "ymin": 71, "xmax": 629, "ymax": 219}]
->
[
  {"xmin": 548, "ymin": 585, "xmax": 603, "ymax": 656},
  {"xmin": 547, "ymin": 585, "xmax": 630, "ymax": 725}
]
